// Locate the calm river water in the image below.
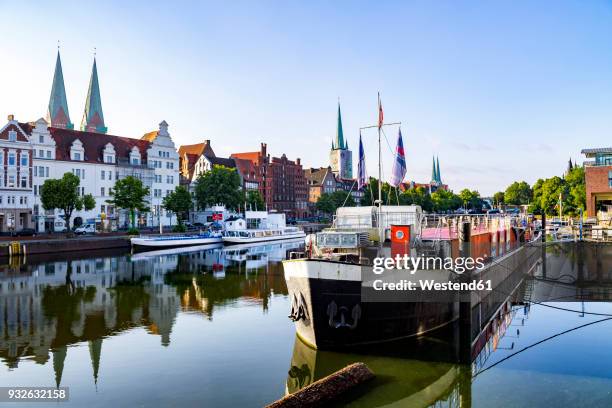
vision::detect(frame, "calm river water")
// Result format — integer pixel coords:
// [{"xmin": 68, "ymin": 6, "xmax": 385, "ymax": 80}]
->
[{"xmin": 1, "ymin": 240, "xmax": 611, "ymax": 407}]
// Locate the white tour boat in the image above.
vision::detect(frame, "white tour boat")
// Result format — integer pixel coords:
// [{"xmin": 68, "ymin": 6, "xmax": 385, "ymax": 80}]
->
[
  {"xmin": 222, "ymin": 211, "xmax": 306, "ymax": 245},
  {"xmin": 131, "ymin": 231, "xmax": 223, "ymax": 250}
]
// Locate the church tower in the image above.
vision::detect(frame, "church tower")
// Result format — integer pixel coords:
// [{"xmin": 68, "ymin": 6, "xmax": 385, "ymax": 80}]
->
[
  {"xmin": 47, "ymin": 50, "xmax": 73, "ymax": 129},
  {"xmin": 329, "ymin": 103, "xmax": 353, "ymax": 179},
  {"xmin": 81, "ymin": 57, "xmax": 107, "ymax": 133}
]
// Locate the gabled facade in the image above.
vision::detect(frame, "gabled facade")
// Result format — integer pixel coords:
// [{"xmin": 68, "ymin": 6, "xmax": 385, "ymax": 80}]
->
[
  {"xmin": 0, "ymin": 116, "xmax": 34, "ymax": 231},
  {"xmin": 23, "ymin": 118, "xmax": 179, "ymax": 231}
]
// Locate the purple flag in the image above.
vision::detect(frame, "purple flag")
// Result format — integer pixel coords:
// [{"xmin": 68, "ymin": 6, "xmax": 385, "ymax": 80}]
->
[
  {"xmin": 390, "ymin": 128, "xmax": 406, "ymax": 187},
  {"xmin": 358, "ymin": 132, "xmax": 367, "ymax": 190}
]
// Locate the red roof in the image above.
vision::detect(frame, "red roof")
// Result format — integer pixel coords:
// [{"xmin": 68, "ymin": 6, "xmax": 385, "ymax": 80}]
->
[
  {"xmin": 233, "ymin": 157, "xmax": 258, "ymax": 181},
  {"xmin": 231, "ymin": 151, "xmax": 260, "ymax": 165},
  {"xmin": 48, "ymin": 127, "xmax": 151, "ymax": 163}
]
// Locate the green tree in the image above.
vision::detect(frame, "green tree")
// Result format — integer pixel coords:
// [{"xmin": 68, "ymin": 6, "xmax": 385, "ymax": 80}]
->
[
  {"xmin": 458, "ymin": 189, "xmax": 482, "ymax": 210},
  {"xmin": 316, "ymin": 190, "xmax": 355, "ymax": 217},
  {"xmin": 107, "ymin": 176, "xmax": 150, "ymax": 229},
  {"xmin": 493, "ymin": 191, "xmax": 505, "ymax": 207},
  {"xmin": 162, "ymin": 186, "xmax": 192, "ymax": 228},
  {"xmin": 194, "ymin": 165, "xmax": 242, "ymax": 210},
  {"xmin": 431, "ymin": 189, "xmax": 462, "ymax": 212},
  {"xmin": 245, "ymin": 190, "xmax": 265, "ymax": 211},
  {"xmin": 528, "ymin": 178, "xmax": 545, "ymax": 214},
  {"xmin": 316, "ymin": 193, "xmax": 335, "ymax": 215},
  {"xmin": 330, "ymin": 190, "xmax": 355, "ymax": 208},
  {"xmin": 399, "ymin": 187, "xmax": 433, "ymax": 212},
  {"xmin": 565, "ymin": 166, "xmax": 586, "ymax": 215},
  {"xmin": 360, "ymin": 178, "xmax": 397, "ymax": 206},
  {"xmin": 539, "ymin": 176, "xmax": 567, "ymax": 215},
  {"xmin": 40, "ymin": 172, "xmax": 96, "ymax": 229},
  {"xmin": 505, "ymin": 181, "xmax": 532, "ymax": 205}
]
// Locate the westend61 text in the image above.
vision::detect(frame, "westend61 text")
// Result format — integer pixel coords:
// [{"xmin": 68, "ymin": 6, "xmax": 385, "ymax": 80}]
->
[
  {"xmin": 372, "ymin": 255, "xmax": 486, "ymax": 275},
  {"xmin": 372, "ymin": 279, "xmax": 493, "ymax": 292}
]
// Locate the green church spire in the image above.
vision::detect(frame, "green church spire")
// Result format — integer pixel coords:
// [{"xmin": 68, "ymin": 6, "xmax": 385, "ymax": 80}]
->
[
  {"xmin": 431, "ymin": 156, "xmax": 438, "ymax": 184},
  {"xmin": 333, "ymin": 103, "xmax": 346, "ymax": 150},
  {"xmin": 436, "ymin": 156, "xmax": 442, "ymax": 183},
  {"xmin": 52, "ymin": 346, "xmax": 67, "ymax": 388},
  {"xmin": 47, "ymin": 51, "xmax": 73, "ymax": 129},
  {"xmin": 81, "ymin": 57, "xmax": 107, "ymax": 133},
  {"xmin": 89, "ymin": 339, "xmax": 102, "ymax": 386}
]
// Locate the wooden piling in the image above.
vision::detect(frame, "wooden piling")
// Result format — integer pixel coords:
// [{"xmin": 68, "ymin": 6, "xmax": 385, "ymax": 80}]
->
[{"xmin": 266, "ymin": 362, "xmax": 374, "ymax": 408}]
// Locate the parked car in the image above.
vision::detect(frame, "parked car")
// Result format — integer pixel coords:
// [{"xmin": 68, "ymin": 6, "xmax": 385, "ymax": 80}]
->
[
  {"xmin": 74, "ymin": 224, "xmax": 96, "ymax": 235},
  {"xmin": 193, "ymin": 222, "xmax": 205, "ymax": 228},
  {"xmin": 487, "ymin": 209, "xmax": 501, "ymax": 215},
  {"xmin": 12, "ymin": 228, "xmax": 36, "ymax": 237}
]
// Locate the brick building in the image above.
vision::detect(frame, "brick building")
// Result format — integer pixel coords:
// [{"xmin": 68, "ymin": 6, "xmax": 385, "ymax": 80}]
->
[
  {"xmin": 582, "ymin": 147, "xmax": 612, "ymax": 217},
  {"xmin": 232, "ymin": 143, "xmax": 308, "ymax": 219}
]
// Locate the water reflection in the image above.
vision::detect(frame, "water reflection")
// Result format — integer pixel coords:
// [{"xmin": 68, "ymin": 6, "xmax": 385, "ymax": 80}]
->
[
  {"xmin": 283, "ymin": 242, "xmax": 612, "ymax": 407},
  {"xmin": 0, "ymin": 240, "xmax": 303, "ymax": 389}
]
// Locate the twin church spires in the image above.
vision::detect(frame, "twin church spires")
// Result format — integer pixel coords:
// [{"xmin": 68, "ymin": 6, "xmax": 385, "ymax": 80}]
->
[{"xmin": 47, "ymin": 50, "xmax": 107, "ymax": 134}]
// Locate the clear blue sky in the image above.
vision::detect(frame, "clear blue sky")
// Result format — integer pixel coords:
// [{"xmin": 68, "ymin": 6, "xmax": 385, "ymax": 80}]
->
[{"xmin": 1, "ymin": 1, "xmax": 610, "ymax": 195}]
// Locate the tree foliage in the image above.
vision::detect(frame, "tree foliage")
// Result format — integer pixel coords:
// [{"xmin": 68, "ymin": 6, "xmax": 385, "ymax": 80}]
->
[
  {"xmin": 40, "ymin": 172, "xmax": 96, "ymax": 229},
  {"xmin": 527, "ymin": 167, "xmax": 585, "ymax": 216},
  {"xmin": 163, "ymin": 186, "xmax": 192, "ymax": 227},
  {"xmin": 107, "ymin": 176, "xmax": 150, "ymax": 228},
  {"xmin": 504, "ymin": 181, "xmax": 532, "ymax": 205},
  {"xmin": 316, "ymin": 190, "xmax": 355, "ymax": 215},
  {"xmin": 458, "ymin": 189, "xmax": 482, "ymax": 210},
  {"xmin": 431, "ymin": 189, "xmax": 462, "ymax": 212},
  {"xmin": 245, "ymin": 190, "xmax": 265, "ymax": 211},
  {"xmin": 194, "ymin": 165, "xmax": 242, "ymax": 210},
  {"xmin": 493, "ymin": 191, "xmax": 505, "ymax": 206}
]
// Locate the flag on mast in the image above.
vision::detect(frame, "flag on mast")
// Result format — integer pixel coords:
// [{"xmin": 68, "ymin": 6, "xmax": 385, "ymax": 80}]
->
[
  {"xmin": 358, "ymin": 132, "xmax": 367, "ymax": 190},
  {"xmin": 390, "ymin": 128, "xmax": 406, "ymax": 187},
  {"xmin": 378, "ymin": 93, "xmax": 384, "ymax": 129}
]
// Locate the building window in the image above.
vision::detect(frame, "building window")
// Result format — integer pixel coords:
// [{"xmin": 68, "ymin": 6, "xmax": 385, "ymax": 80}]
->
[
  {"xmin": 101, "ymin": 170, "xmax": 105, "ymax": 180},
  {"xmin": 105, "ymin": 155, "xmax": 115, "ymax": 163},
  {"xmin": 8, "ymin": 130, "xmax": 16, "ymax": 142},
  {"xmin": 609, "ymin": 171, "xmax": 612, "ymax": 188},
  {"xmin": 46, "ymin": 150, "xmax": 51, "ymax": 159},
  {"xmin": 74, "ymin": 152, "xmax": 81, "ymax": 161},
  {"xmin": 39, "ymin": 135, "xmax": 44, "ymax": 143},
  {"xmin": 101, "ymin": 187, "xmax": 105, "ymax": 196},
  {"xmin": 20, "ymin": 175, "xmax": 27, "ymax": 188},
  {"xmin": 45, "ymin": 167, "xmax": 49, "ymax": 178},
  {"xmin": 34, "ymin": 185, "xmax": 37, "ymax": 195},
  {"xmin": 20, "ymin": 153, "xmax": 28, "ymax": 166},
  {"xmin": 166, "ymin": 162, "xmax": 174, "ymax": 169},
  {"xmin": 8, "ymin": 153, "xmax": 15, "ymax": 166},
  {"xmin": 166, "ymin": 175, "xmax": 174, "ymax": 184},
  {"xmin": 8, "ymin": 175, "xmax": 15, "ymax": 188}
]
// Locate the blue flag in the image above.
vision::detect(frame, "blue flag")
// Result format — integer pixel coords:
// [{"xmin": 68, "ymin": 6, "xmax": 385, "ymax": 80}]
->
[
  {"xmin": 390, "ymin": 128, "xmax": 406, "ymax": 187},
  {"xmin": 358, "ymin": 132, "xmax": 367, "ymax": 190}
]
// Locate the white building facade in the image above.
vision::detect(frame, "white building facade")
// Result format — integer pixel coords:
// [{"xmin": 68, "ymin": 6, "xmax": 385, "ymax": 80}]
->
[{"xmin": 26, "ymin": 119, "xmax": 180, "ymax": 231}]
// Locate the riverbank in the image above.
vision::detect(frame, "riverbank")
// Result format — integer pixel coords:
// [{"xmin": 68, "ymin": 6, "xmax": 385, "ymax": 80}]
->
[{"xmin": 0, "ymin": 234, "xmax": 131, "ymax": 257}]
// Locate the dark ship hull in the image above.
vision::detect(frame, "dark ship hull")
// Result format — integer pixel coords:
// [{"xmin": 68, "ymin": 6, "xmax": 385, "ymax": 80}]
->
[{"xmin": 283, "ymin": 258, "xmax": 458, "ymax": 350}]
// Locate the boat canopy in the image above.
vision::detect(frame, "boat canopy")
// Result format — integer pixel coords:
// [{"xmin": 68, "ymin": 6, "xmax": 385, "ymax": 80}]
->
[{"xmin": 335, "ymin": 205, "xmax": 422, "ymax": 235}]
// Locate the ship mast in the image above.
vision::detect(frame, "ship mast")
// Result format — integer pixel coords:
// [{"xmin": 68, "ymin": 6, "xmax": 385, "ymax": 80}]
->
[{"xmin": 359, "ymin": 93, "xmax": 400, "ymax": 245}]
